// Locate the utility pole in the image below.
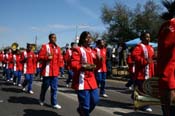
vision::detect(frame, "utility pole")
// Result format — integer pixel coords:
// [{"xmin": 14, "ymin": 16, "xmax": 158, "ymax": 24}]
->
[{"xmin": 35, "ymin": 35, "xmax": 37, "ymax": 50}]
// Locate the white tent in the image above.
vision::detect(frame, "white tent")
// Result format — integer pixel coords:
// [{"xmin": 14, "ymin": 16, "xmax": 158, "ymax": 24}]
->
[{"xmin": 125, "ymin": 38, "xmax": 157, "ymax": 48}]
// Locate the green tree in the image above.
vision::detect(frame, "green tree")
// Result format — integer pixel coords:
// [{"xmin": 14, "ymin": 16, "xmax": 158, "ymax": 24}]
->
[
  {"xmin": 101, "ymin": 0, "xmax": 162, "ymax": 44},
  {"xmin": 101, "ymin": 2, "xmax": 137, "ymax": 44},
  {"xmin": 132, "ymin": 1, "xmax": 162, "ymax": 42}
]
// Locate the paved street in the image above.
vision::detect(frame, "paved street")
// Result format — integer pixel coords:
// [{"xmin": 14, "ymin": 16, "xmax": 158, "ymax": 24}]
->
[{"xmin": 0, "ymin": 75, "xmax": 163, "ymax": 116}]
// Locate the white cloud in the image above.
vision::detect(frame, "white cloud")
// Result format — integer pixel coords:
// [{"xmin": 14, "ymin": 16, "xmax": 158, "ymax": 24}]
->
[
  {"xmin": 30, "ymin": 24, "xmax": 97, "ymax": 31},
  {"xmin": 65, "ymin": 0, "xmax": 98, "ymax": 19},
  {"xmin": 48, "ymin": 24, "xmax": 75, "ymax": 29}
]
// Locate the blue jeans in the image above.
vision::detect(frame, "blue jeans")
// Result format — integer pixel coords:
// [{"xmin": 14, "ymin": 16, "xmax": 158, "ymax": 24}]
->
[
  {"xmin": 13, "ymin": 71, "xmax": 22, "ymax": 84},
  {"xmin": 22, "ymin": 74, "xmax": 34, "ymax": 92},
  {"xmin": 6, "ymin": 68, "xmax": 13, "ymax": 80},
  {"xmin": 40, "ymin": 76, "xmax": 58, "ymax": 106},
  {"xmin": 66, "ymin": 70, "xmax": 73, "ymax": 84},
  {"xmin": 59, "ymin": 67, "xmax": 64, "ymax": 77},
  {"xmin": 77, "ymin": 89, "xmax": 99, "ymax": 116},
  {"xmin": 96, "ymin": 72, "xmax": 107, "ymax": 95}
]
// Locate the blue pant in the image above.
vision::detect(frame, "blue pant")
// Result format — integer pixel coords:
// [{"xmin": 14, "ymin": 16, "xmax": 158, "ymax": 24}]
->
[
  {"xmin": 22, "ymin": 74, "xmax": 34, "ymax": 92},
  {"xmin": 40, "ymin": 76, "xmax": 58, "ymax": 106},
  {"xmin": 59, "ymin": 67, "xmax": 64, "ymax": 77},
  {"xmin": 77, "ymin": 89, "xmax": 99, "ymax": 116},
  {"xmin": 35, "ymin": 68, "xmax": 41, "ymax": 77},
  {"xmin": 96, "ymin": 72, "xmax": 107, "ymax": 95},
  {"xmin": 6, "ymin": 68, "xmax": 13, "ymax": 80},
  {"xmin": 13, "ymin": 71, "xmax": 22, "ymax": 84},
  {"xmin": 66, "ymin": 70, "xmax": 73, "ymax": 84}
]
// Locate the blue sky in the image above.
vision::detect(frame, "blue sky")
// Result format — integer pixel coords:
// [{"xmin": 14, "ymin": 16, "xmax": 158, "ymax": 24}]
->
[{"xmin": 0, "ymin": 0, "xmax": 161, "ymax": 48}]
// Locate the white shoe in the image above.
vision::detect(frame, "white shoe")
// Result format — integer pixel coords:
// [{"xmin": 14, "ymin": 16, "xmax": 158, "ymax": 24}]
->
[
  {"xmin": 145, "ymin": 107, "xmax": 152, "ymax": 112},
  {"xmin": 29, "ymin": 90, "xmax": 34, "ymax": 94},
  {"xmin": 13, "ymin": 82, "xmax": 16, "ymax": 85},
  {"xmin": 128, "ymin": 86, "xmax": 133, "ymax": 90},
  {"xmin": 39, "ymin": 101, "xmax": 44, "ymax": 106},
  {"xmin": 0, "ymin": 100, "xmax": 3, "ymax": 103},
  {"xmin": 66, "ymin": 84, "xmax": 69, "ymax": 88},
  {"xmin": 53, "ymin": 104, "xmax": 62, "ymax": 109},
  {"xmin": 102, "ymin": 94, "xmax": 108, "ymax": 98},
  {"xmin": 18, "ymin": 84, "xmax": 22, "ymax": 87},
  {"xmin": 22, "ymin": 88, "xmax": 26, "ymax": 92}
]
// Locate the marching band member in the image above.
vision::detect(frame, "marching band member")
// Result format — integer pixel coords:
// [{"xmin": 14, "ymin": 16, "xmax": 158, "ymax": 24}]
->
[
  {"xmin": 95, "ymin": 39, "xmax": 108, "ymax": 98},
  {"xmin": 5, "ymin": 48, "xmax": 13, "ymax": 82},
  {"xmin": 71, "ymin": 31, "xmax": 99, "ymax": 116},
  {"xmin": 21, "ymin": 43, "xmax": 36, "ymax": 94},
  {"xmin": 12, "ymin": 49, "xmax": 23, "ymax": 86},
  {"xmin": 38, "ymin": 33, "xmax": 62, "ymax": 109},
  {"xmin": 131, "ymin": 31, "xmax": 155, "ymax": 112},
  {"xmin": 157, "ymin": 0, "xmax": 175, "ymax": 115},
  {"xmin": 65, "ymin": 42, "xmax": 77, "ymax": 87}
]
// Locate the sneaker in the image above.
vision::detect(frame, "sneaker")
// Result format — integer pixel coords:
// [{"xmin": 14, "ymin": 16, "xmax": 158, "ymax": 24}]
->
[
  {"xmin": 0, "ymin": 100, "xmax": 3, "ymax": 103},
  {"xmin": 128, "ymin": 86, "xmax": 133, "ymax": 91},
  {"xmin": 66, "ymin": 84, "xmax": 69, "ymax": 88},
  {"xmin": 39, "ymin": 101, "xmax": 44, "ymax": 106},
  {"xmin": 29, "ymin": 90, "xmax": 34, "ymax": 94},
  {"xmin": 22, "ymin": 88, "xmax": 26, "ymax": 92},
  {"xmin": 102, "ymin": 94, "xmax": 108, "ymax": 98},
  {"xmin": 6, "ymin": 79, "xmax": 10, "ymax": 82},
  {"xmin": 53, "ymin": 104, "xmax": 62, "ymax": 109},
  {"xmin": 18, "ymin": 84, "xmax": 22, "ymax": 87},
  {"xmin": 144, "ymin": 107, "xmax": 152, "ymax": 112},
  {"xmin": 13, "ymin": 82, "xmax": 16, "ymax": 85}
]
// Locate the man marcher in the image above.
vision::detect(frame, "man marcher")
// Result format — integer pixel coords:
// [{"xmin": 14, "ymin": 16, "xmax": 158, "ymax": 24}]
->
[{"xmin": 38, "ymin": 33, "xmax": 62, "ymax": 109}]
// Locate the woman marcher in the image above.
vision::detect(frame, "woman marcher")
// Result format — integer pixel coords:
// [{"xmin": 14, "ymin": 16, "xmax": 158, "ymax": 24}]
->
[
  {"xmin": 131, "ymin": 31, "xmax": 155, "ymax": 112},
  {"xmin": 71, "ymin": 31, "xmax": 99, "ymax": 116}
]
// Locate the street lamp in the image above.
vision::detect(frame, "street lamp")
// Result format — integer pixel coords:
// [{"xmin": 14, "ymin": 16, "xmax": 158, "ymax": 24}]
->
[{"xmin": 75, "ymin": 24, "xmax": 89, "ymax": 43}]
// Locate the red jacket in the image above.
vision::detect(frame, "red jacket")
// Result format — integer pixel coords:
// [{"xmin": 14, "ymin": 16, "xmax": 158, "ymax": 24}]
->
[
  {"xmin": 71, "ymin": 46, "xmax": 98, "ymax": 90},
  {"xmin": 21, "ymin": 50, "xmax": 36, "ymax": 74},
  {"xmin": 94, "ymin": 47, "xmax": 107, "ymax": 72},
  {"xmin": 0, "ymin": 52, "xmax": 3, "ymax": 62},
  {"xmin": 38, "ymin": 43, "xmax": 61, "ymax": 77},
  {"xmin": 158, "ymin": 18, "xmax": 175, "ymax": 89},
  {"xmin": 5, "ymin": 53, "xmax": 13, "ymax": 69},
  {"xmin": 64, "ymin": 49, "xmax": 72, "ymax": 70},
  {"xmin": 60, "ymin": 54, "xmax": 64, "ymax": 68},
  {"xmin": 13, "ymin": 54, "xmax": 23, "ymax": 71},
  {"xmin": 131, "ymin": 43, "xmax": 154, "ymax": 80},
  {"xmin": 127, "ymin": 54, "xmax": 135, "ymax": 73}
]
